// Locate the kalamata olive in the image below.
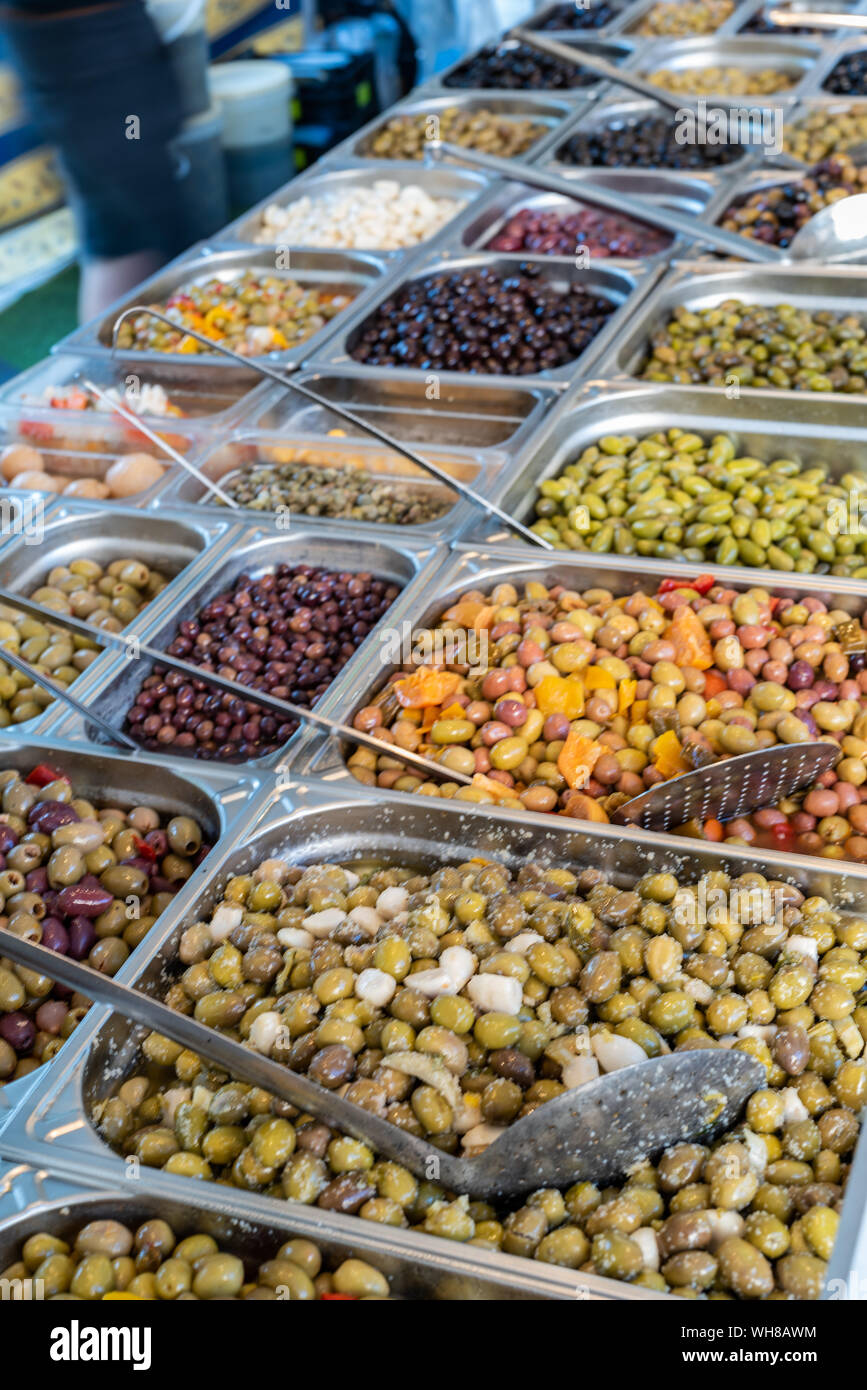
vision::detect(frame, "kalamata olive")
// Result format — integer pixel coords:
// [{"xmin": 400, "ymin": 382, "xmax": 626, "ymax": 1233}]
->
[
  {"xmin": 68, "ymin": 917, "xmax": 96, "ymax": 959},
  {"xmin": 0, "ymin": 1011, "xmax": 36, "ymax": 1052},
  {"xmin": 40, "ymin": 917, "xmax": 69, "ymax": 953},
  {"xmin": 28, "ymin": 801, "xmax": 79, "ymax": 833},
  {"xmin": 56, "ymin": 884, "xmax": 115, "ymax": 918}
]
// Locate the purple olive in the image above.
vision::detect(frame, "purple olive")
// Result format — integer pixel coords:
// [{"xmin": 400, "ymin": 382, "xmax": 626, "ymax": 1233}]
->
[
  {"xmin": 144, "ymin": 829, "xmax": 168, "ymax": 857},
  {"xmin": 0, "ymin": 825, "xmax": 18, "ymax": 853},
  {"xmin": 35, "ymin": 1000, "xmax": 67, "ymax": 1034},
  {"xmin": 25, "ymin": 866, "xmax": 49, "ymax": 895},
  {"xmin": 787, "ymin": 660, "xmax": 815, "ymax": 691},
  {"xmin": 56, "ymin": 884, "xmax": 114, "ymax": 919},
  {"xmin": 40, "ymin": 917, "xmax": 70, "ymax": 954},
  {"xmin": 0, "ymin": 1012, "xmax": 35, "ymax": 1053},
  {"xmin": 28, "ymin": 801, "xmax": 79, "ymax": 833},
  {"xmin": 68, "ymin": 916, "xmax": 96, "ymax": 959}
]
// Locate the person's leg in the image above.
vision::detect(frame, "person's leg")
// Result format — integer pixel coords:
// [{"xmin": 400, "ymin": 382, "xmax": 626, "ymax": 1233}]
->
[{"xmin": 1, "ymin": 0, "xmax": 186, "ymax": 318}]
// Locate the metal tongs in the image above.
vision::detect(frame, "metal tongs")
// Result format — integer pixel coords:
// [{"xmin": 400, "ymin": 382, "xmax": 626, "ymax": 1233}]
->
[{"xmin": 0, "ymin": 929, "xmax": 764, "ymax": 1199}]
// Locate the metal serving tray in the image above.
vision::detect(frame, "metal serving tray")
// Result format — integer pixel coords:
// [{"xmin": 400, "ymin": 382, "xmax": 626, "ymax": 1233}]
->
[
  {"xmin": 0, "ymin": 403, "xmax": 210, "ymax": 510},
  {"xmin": 542, "ymin": 95, "xmax": 762, "ymax": 178},
  {"xmin": 306, "ymin": 251, "xmax": 657, "ymax": 391},
  {"xmin": 735, "ymin": 0, "xmax": 867, "ymax": 38},
  {"xmin": 443, "ymin": 169, "xmax": 719, "ymax": 269},
  {"xmin": 215, "ymin": 162, "xmax": 493, "ymax": 261},
  {"xmin": 150, "ymin": 429, "xmax": 507, "ymax": 544},
  {"xmin": 805, "ymin": 34, "xmax": 867, "ymax": 96},
  {"xmin": 0, "ymin": 731, "xmax": 264, "ymax": 1096},
  {"xmin": 305, "ymin": 538, "xmax": 867, "ymax": 790},
  {"xmin": 523, "ymin": 0, "xmax": 641, "ymax": 36},
  {"xmin": 592, "ymin": 259, "xmax": 867, "ymax": 382},
  {"xmin": 44, "ymin": 522, "xmax": 441, "ymax": 769},
  {"xmin": 0, "ymin": 500, "xmax": 235, "ymax": 735},
  {"xmin": 765, "ymin": 94, "xmax": 867, "ymax": 168},
  {"xmin": 701, "ymin": 164, "xmax": 867, "ymax": 262},
  {"xmin": 56, "ymin": 248, "xmax": 390, "ymax": 373},
  {"xmin": 0, "ymin": 352, "xmax": 272, "ymax": 435},
  {"xmin": 427, "ymin": 36, "xmax": 636, "ymax": 103},
  {"xmin": 481, "ymin": 377, "xmax": 867, "ymax": 549},
  {"xmin": 6, "ymin": 779, "xmax": 867, "ymax": 1300},
  {"xmin": 622, "ymin": 34, "xmax": 824, "ymax": 101},
  {"xmin": 0, "ymin": 1167, "xmax": 569, "ymax": 1300},
  {"xmin": 321, "ymin": 92, "xmax": 583, "ymax": 171},
  {"xmin": 246, "ymin": 367, "xmax": 557, "ymax": 456},
  {"xmin": 620, "ymin": 0, "xmax": 753, "ymax": 36}
]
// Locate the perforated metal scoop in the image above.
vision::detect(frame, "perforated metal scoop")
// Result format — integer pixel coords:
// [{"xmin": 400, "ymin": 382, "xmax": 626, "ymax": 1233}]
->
[
  {"xmin": 0, "ymin": 931, "xmax": 763, "ymax": 1201},
  {"xmin": 613, "ymin": 742, "xmax": 840, "ymax": 834}
]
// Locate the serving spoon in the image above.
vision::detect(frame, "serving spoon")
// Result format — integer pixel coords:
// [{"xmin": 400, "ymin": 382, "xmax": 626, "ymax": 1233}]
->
[{"xmin": 0, "ymin": 929, "xmax": 764, "ymax": 1199}]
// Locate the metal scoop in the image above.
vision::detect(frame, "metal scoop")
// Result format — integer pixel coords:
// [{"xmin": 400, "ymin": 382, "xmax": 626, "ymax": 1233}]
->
[
  {"xmin": 614, "ymin": 741, "xmax": 840, "ymax": 833},
  {"xmin": 0, "ymin": 638, "xmax": 138, "ymax": 751},
  {"xmin": 786, "ymin": 192, "xmax": 867, "ymax": 263},
  {"xmin": 426, "ymin": 140, "xmax": 785, "ymax": 262},
  {"xmin": 512, "ymin": 26, "xmax": 694, "ymax": 114},
  {"xmin": 766, "ymin": 5, "xmax": 867, "ymax": 28},
  {"xmin": 0, "ymin": 929, "xmax": 764, "ymax": 1199},
  {"xmin": 0, "ymin": 584, "xmax": 473, "ymax": 789}
]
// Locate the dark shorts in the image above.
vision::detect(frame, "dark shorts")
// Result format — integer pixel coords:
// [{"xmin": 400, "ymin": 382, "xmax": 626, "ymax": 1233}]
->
[{"xmin": 1, "ymin": 0, "xmax": 186, "ymax": 258}]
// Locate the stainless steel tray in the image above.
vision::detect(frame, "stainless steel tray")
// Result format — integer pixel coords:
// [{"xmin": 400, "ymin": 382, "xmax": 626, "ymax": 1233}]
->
[
  {"xmin": 479, "ymin": 377, "xmax": 867, "ymax": 549},
  {"xmin": 591, "ymin": 259, "xmax": 867, "ymax": 382},
  {"xmin": 0, "ymin": 731, "xmax": 266, "ymax": 1094},
  {"xmin": 765, "ymin": 93, "xmax": 867, "ymax": 167},
  {"xmin": 57, "ymin": 247, "xmax": 391, "ymax": 373},
  {"xmin": 6, "ymin": 778, "xmax": 867, "ymax": 1301},
  {"xmin": 700, "ymin": 163, "xmax": 867, "ymax": 263},
  {"xmin": 0, "ymin": 402, "xmax": 212, "ymax": 510},
  {"xmin": 621, "ymin": 33, "xmax": 824, "ymax": 101},
  {"xmin": 319, "ymin": 93, "xmax": 583, "ymax": 171},
  {"xmin": 442, "ymin": 168, "xmax": 720, "ymax": 270},
  {"xmin": 215, "ymin": 162, "xmax": 493, "ymax": 260},
  {"xmin": 427, "ymin": 35, "xmax": 637, "ymax": 103},
  {"xmin": 0, "ymin": 352, "xmax": 272, "ymax": 435},
  {"xmin": 0, "ymin": 1165, "xmax": 576, "ymax": 1300},
  {"xmin": 246, "ymin": 367, "xmax": 557, "ymax": 456},
  {"xmin": 305, "ymin": 250, "xmax": 658, "ymax": 391},
  {"xmin": 803, "ymin": 33, "xmax": 867, "ymax": 96},
  {"xmin": 150, "ymin": 427, "xmax": 507, "ymax": 544},
  {"xmin": 621, "ymin": 0, "xmax": 755, "ymax": 35},
  {"xmin": 305, "ymin": 537, "xmax": 867, "ymax": 789},
  {"xmin": 43, "ymin": 522, "xmax": 442, "ymax": 769},
  {"xmin": 541, "ymin": 95, "xmax": 761, "ymax": 178},
  {"xmin": 523, "ymin": 0, "xmax": 642, "ymax": 36},
  {"xmin": 735, "ymin": 0, "xmax": 867, "ymax": 38}
]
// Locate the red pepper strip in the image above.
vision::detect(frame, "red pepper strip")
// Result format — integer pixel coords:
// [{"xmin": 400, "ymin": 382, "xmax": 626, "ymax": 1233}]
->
[
  {"xmin": 658, "ymin": 573, "xmax": 716, "ymax": 596},
  {"xmin": 320, "ymin": 1294, "xmax": 358, "ymax": 1300},
  {"xmin": 19, "ymin": 420, "xmax": 56, "ymax": 443},
  {"xmin": 25, "ymin": 764, "xmax": 67, "ymax": 787},
  {"xmin": 132, "ymin": 834, "xmax": 158, "ymax": 863}
]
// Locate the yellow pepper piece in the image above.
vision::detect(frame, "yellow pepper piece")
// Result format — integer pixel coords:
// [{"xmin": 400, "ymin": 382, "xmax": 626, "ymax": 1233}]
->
[
  {"xmin": 557, "ymin": 728, "xmax": 606, "ymax": 789},
  {"xmin": 630, "ymin": 699, "xmax": 649, "ymax": 726},
  {"xmin": 535, "ymin": 674, "xmax": 584, "ymax": 720},
  {"xmin": 618, "ymin": 679, "xmax": 638, "ymax": 717},
  {"xmin": 439, "ymin": 702, "xmax": 466, "ymax": 721},
  {"xmin": 653, "ymin": 729, "xmax": 689, "ymax": 779},
  {"xmin": 102, "ymin": 1292, "xmax": 146, "ymax": 1300},
  {"xmin": 584, "ymin": 666, "xmax": 617, "ymax": 692}
]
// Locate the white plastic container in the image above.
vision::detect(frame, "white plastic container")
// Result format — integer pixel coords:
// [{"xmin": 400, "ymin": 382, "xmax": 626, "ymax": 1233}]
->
[
  {"xmin": 208, "ymin": 60, "xmax": 294, "ymax": 209},
  {"xmin": 147, "ymin": 0, "xmax": 210, "ymax": 119}
]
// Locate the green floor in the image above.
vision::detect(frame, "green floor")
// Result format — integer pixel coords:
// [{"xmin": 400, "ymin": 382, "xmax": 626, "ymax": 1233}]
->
[{"xmin": 0, "ymin": 265, "xmax": 79, "ymax": 379}]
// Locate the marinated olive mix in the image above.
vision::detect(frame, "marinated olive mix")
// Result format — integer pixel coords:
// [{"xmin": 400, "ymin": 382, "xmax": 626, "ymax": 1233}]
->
[
  {"xmin": 720, "ymin": 157, "xmax": 867, "ymax": 250},
  {"xmin": 344, "ymin": 575, "xmax": 867, "ymax": 863},
  {"xmin": 0, "ymin": 762, "xmax": 209, "ymax": 1082},
  {"xmin": 486, "ymin": 205, "xmax": 670, "ymax": 259},
  {"xmin": 784, "ymin": 104, "xmax": 867, "ymax": 163},
  {"xmin": 349, "ymin": 264, "xmax": 616, "ymax": 376},
  {"xmin": 556, "ymin": 114, "xmax": 746, "ymax": 170},
  {"xmin": 443, "ymin": 40, "xmax": 611, "ymax": 89},
  {"xmin": 115, "ymin": 272, "xmax": 353, "ymax": 358},
  {"xmin": 529, "ymin": 427, "xmax": 867, "ymax": 576},
  {"xmin": 97, "ymin": 855, "xmax": 863, "ymax": 1299},
  {"xmin": 365, "ymin": 107, "xmax": 548, "ymax": 161},
  {"xmin": 634, "ymin": 0, "xmax": 735, "ymax": 36},
  {"xmin": 1, "ymin": 1217, "xmax": 391, "ymax": 1299},
  {"xmin": 823, "ymin": 50, "xmax": 867, "ymax": 95},
  {"xmin": 645, "ymin": 65, "xmax": 796, "ymax": 95},
  {"xmin": 639, "ymin": 301, "xmax": 867, "ymax": 392},
  {"xmin": 218, "ymin": 460, "xmax": 451, "ymax": 526},
  {"xmin": 124, "ymin": 564, "xmax": 403, "ymax": 761}
]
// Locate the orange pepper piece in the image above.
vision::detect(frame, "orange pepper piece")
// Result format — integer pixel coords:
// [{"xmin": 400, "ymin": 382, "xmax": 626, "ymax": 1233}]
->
[
  {"xmin": 653, "ymin": 729, "xmax": 689, "ymax": 779},
  {"xmin": 442, "ymin": 600, "xmax": 497, "ymax": 631},
  {"xmin": 557, "ymin": 728, "xmax": 606, "ymax": 789},
  {"xmin": 584, "ymin": 666, "xmax": 617, "ymax": 692},
  {"xmin": 535, "ymin": 674, "xmax": 585, "ymax": 720},
  {"xmin": 667, "ymin": 605, "xmax": 713, "ymax": 671},
  {"xmin": 394, "ymin": 668, "xmax": 462, "ymax": 709},
  {"xmin": 702, "ymin": 670, "xmax": 727, "ymax": 699},
  {"xmin": 618, "ymin": 679, "xmax": 638, "ymax": 716},
  {"xmin": 630, "ymin": 699, "xmax": 649, "ymax": 726}
]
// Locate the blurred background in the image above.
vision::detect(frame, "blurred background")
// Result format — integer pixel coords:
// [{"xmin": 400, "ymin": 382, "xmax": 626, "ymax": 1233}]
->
[{"xmin": 0, "ymin": 0, "xmax": 536, "ymax": 376}]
